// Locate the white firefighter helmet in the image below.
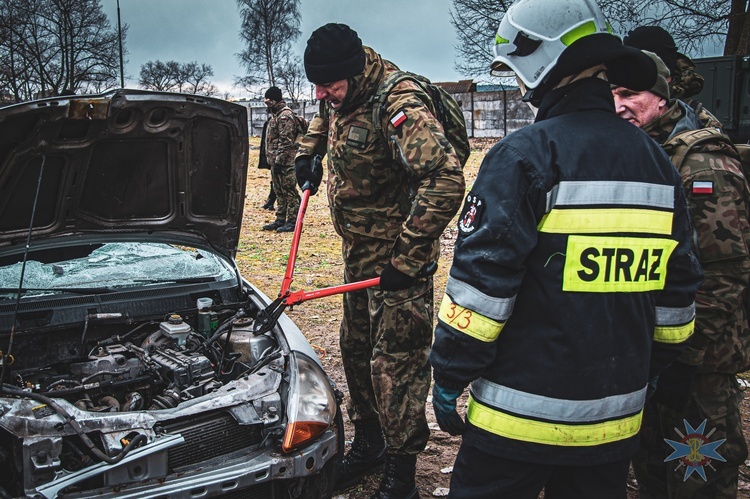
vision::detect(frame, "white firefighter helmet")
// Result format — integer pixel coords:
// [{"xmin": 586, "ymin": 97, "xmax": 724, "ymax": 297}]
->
[
  {"xmin": 490, "ymin": 0, "xmax": 657, "ymax": 106},
  {"xmin": 491, "ymin": 0, "xmax": 611, "ymax": 88}
]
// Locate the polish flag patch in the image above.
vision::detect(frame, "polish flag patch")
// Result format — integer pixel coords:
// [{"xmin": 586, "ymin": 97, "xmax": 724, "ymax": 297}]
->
[
  {"xmin": 390, "ymin": 110, "xmax": 407, "ymax": 128},
  {"xmin": 692, "ymin": 181, "xmax": 714, "ymax": 194}
]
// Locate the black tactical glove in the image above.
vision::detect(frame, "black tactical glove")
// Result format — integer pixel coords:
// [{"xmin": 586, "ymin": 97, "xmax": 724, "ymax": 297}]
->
[
  {"xmin": 294, "ymin": 155, "xmax": 323, "ymax": 195},
  {"xmin": 379, "ymin": 262, "xmax": 416, "ymax": 291},
  {"xmin": 654, "ymin": 361, "xmax": 697, "ymax": 411},
  {"xmin": 432, "ymin": 383, "xmax": 466, "ymax": 435}
]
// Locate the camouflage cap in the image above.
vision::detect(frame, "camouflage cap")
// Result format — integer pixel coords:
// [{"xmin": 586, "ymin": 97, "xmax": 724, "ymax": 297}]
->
[{"xmin": 641, "ymin": 50, "xmax": 671, "ymax": 101}]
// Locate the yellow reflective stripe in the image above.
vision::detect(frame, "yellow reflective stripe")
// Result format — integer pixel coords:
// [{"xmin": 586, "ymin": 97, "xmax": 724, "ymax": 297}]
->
[
  {"xmin": 562, "ymin": 236, "xmax": 678, "ymax": 292},
  {"xmin": 495, "ymin": 34, "xmax": 510, "ymax": 45},
  {"xmin": 654, "ymin": 319, "xmax": 694, "ymax": 344},
  {"xmin": 538, "ymin": 208, "xmax": 673, "ymax": 235},
  {"xmin": 467, "ymin": 395, "xmax": 643, "ymax": 446},
  {"xmin": 561, "ymin": 20, "xmax": 597, "ymax": 46},
  {"xmin": 437, "ymin": 295, "xmax": 504, "ymax": 342}
]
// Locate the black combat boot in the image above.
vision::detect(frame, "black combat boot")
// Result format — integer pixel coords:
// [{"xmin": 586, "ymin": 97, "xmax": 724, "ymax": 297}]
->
[
  {"xmin": 334, "ymin": 419, "xmax": 387, "ymax": 491},
  {"xmin": 371, "ymin": 454, "xmax": 419, "ymax": 499},
  {"xmin": 275, "ymin": 220, "xmax": 296, "ymax": 233},
  {"xmin": 261, "ymin": 220, "xmax": 284, "ymax": 231}
]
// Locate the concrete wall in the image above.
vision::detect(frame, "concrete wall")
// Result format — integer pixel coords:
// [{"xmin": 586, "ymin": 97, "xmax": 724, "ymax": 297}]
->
[{"xmin": 452, "ymin": 90, "xmax": 534, "ymax": 138}]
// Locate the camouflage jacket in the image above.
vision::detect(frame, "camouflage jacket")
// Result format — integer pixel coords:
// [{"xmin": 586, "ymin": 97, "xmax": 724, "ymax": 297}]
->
[
  {"xmin": 296, "ymin": 46, "xmax": 465, "ymax": 277},
  {"xmin": 644, "ymin": 100, "xmax": 750, "ymax": 373},
  {"xmin": 265, "ymin": 100, "xmax": 297, "ymax": 167}
]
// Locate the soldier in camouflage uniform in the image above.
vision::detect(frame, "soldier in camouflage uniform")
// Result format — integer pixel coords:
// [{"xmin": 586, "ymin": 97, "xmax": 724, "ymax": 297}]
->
[
  {"xmin": 614, "ymin": 51, "xmax": 750, "ymax": 499},
  {"xmin": 623, "ymin": 26, "xmax": 708, "ymax": 105},
  {"xmin": 262, "ymin": 86, "xmax": 300, "ymax": 233},
  {"xmin": 294, "ymin": 23, "xmax": 465, "ymax": 499}
]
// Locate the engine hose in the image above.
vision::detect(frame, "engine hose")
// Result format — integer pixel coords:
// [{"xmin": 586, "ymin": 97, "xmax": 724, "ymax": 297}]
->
[
  {"xmin": 203, "ymin": 308, "xmax": 246, "ymax": 347},
  {"xmin": 0, "ymin": 384, "xmax": 146, "ymax": 464}
]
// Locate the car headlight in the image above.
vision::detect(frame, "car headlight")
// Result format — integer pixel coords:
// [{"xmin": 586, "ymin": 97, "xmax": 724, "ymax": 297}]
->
[{"xmin": 282, "ymin": 352, "xmax": 337, "ymax": 453}]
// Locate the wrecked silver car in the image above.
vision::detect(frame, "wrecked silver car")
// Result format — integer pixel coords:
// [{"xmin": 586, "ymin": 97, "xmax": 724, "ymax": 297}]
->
[{"xmin": 0, "ymin": 90, "xmax": 343, "ymax": 498}]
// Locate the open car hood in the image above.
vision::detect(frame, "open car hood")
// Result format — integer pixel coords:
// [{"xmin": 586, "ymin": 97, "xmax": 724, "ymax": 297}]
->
[{"xmin": 0, "ymin": 90, "xmax": 248, "ymax": 259}]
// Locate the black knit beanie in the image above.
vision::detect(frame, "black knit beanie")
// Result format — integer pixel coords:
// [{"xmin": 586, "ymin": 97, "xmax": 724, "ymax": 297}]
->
[
  {"xmin": 623, "ymin": 26, "xmax": 679, "ymax": 74},
  {"xmin": 264, "ymin": 86, "xmax": 282, "ymax": 102},
  {"xmin": 304, "ymin": 23, "xmax": 366, "ymax": 84}
]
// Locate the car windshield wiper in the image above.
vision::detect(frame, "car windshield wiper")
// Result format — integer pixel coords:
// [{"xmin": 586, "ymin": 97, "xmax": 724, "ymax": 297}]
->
[
  {"xmin": 131, "ymin": 276, "xmax": 218, "ymax": 285},
  {"xmin": 0, "ymin": 286, "xmax": 116, "ymax": 295}
]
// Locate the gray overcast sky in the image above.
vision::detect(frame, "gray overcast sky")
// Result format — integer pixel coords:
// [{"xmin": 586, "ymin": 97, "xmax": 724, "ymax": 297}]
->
[{"xmin": 101, "ymin": 0, "xmax": 465, "ymax": 99}]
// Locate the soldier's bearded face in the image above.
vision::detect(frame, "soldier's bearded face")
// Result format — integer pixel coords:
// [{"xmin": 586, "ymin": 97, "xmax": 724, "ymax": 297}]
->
[
  {"xmin": 315, "ymin": 80, "xmax": 348, "ymax": 108},
  {"xmin": 611, "ymin": 87, "xmax": 668, "ymax": 128}
]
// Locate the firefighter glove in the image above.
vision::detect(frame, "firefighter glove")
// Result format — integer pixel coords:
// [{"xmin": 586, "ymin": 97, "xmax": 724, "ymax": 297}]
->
[
  {"xmin": 654, "ymin": 361, "xmax": 697, "ymax": 411},
  {"xmin": 379, "ymin": 262, "xmax": 416, "ymax": 291},
  {"xmin": 294, "ymin": 155, "xmax": 323, "ymax": 195},
  {"xmin": 432, "ymin": 383, "xmax": 465, "ymax": 435}
]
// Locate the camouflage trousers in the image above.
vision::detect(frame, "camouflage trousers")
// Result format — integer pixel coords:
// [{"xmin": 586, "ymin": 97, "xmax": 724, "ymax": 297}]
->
[
  {"xmin": 270, "ymin": 164, "xmax": 300, "ymax": 223},
  {"xmin": 339, "ymin": 241, "xmax": 433, "ymax": 455},
  {"xmin": 633, "ymin": 373, "xmax": 748, "ymax": 498}
]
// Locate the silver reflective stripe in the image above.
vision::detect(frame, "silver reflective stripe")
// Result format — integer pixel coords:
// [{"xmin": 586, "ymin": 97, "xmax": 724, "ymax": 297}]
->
[
  {"xmin": 546, "ymin": 181, "xmax": 674, "ymax": 213},
  {"xmin": 471, "ymin": 377, "xmax": 648, "ymax": 423},
  {"xmin": 656, "ymin": 303, "xmax": 696, "ymax": 325},
  {"xmin": 445, "ymin": 276, "xmax": 515, "ymax": 321}
]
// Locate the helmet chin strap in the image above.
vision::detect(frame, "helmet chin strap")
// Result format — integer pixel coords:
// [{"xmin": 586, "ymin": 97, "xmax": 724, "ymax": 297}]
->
[{"xmin": 517, "ymin": 77, "xmax": 539, "ymax": 117}]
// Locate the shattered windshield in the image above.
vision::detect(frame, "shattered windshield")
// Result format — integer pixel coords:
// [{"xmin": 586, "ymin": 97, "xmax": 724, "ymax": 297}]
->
[{"xmin": 0, "ymin": 242, "xmax": 235, "ymax": 298}]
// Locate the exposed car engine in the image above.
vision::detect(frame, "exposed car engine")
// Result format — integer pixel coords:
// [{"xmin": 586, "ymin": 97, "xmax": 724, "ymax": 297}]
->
[
  {"xmin": 12, "ymin": 314, "xmax": 276, "ymax": 414},
  {"xmin": 0, "ymin": 309, "xmax": 298, "ymax": 498}
]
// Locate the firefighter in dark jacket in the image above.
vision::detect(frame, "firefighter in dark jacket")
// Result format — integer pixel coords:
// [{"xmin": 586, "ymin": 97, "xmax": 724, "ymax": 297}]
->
[{"xmin": 428, "ymin": 0, "xmax": 704, "ymax": 497}]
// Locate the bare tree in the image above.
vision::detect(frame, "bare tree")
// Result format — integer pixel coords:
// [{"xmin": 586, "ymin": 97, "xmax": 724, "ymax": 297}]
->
[
  {"xmin": 182, "ymin": 62, "xmax": 215, "ymax": 95},
  {"xmin": 450, "ymin": 0, "xmax": 512, "ymax": 79},
  {"xmin": 139, "ymin": 60, "xmax": 217, "ymax": 96},
  {"xmin": 274, "ymin": 53, "xmax": 305, "ymax": 105},
  {"xmin": 139, "ymin": 60, "xmax": 177, "ymax": 91},
  {"xmin": 0, "ymin": 0, "xmax": 123, "ymax": 101},
  {"xmin": 235, "ymin": 0, "xmax": 301, "ymax": 90},
  {"xmin": 451, "ymin": 0, "xmax": 748, "ymax": 80}
]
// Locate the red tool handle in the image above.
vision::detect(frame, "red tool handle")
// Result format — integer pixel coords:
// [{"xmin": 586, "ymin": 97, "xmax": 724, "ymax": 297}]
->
[
  {"xmin": 280, "ymin": 188, "xmax": 311, "ymax": 296},
  {"xmin": 284, "ymin": 277, "xmax": 381, "ymax": 307}
]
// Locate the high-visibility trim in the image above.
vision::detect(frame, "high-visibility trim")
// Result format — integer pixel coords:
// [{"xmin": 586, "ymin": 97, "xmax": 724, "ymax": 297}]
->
[
  {"xmin": 539, "ymin": 208, "xmax": 674, "ymax": 235},
  {"xmin": 438, "ymin": 295, "xmax": 504, "ymax": 342},
  {"xmin": 445, "ymin": 276, "xmax": 515, "ymax": 321},
  {"xmin": 561, "ymin": 20, "xmax": 598, "ymax": 46},
  {"xmin": 655, "ymin": 303, "xmax": 695, "ymax": 326},
  {"xmin": 471, "ymin": 378, "xmax": 647, "ymax": 422},
  {"xmin": 654, "ymin": 320, "xmax": 695, "ymax": 344},
  {"xmin": 546, "ymin": 181, "xmax": 675, "ymax": 212},
  {"xmin": 562, "ymin": 236, "xmax": 678, "ymax": 292},
  {"xmin": 495, "ymin": 34, "xmax": 510, "ymax": 45},
  {"xmin": 467, "ymin": 395, "xmax": 643, "ymax": 446}
]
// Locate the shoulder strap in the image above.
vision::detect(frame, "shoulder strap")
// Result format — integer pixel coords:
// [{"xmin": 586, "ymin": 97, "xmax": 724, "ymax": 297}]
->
[
  {"xmin": 371, "ymin": 70, "xmax": 427, "ymax": 145},
  {"xmin": 664, "ymin": 128, "xmax": 736, "ymax": 169}
]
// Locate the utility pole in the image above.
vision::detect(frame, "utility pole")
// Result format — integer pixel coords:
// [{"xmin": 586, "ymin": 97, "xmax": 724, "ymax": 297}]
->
[{"xmin": 117, "ymin": 0, "xmax": 124, "ymax": 88}]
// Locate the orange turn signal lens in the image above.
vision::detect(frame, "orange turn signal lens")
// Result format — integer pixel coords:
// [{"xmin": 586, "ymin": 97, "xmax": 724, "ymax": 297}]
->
[{"xmin": 282, "ymin": 421, "xmax": 329, "ymax": 453}]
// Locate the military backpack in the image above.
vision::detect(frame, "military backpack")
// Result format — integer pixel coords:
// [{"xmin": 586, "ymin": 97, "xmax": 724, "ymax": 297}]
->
[
  {"xmin": 664, "ymin": 127, "xmax": 749, "ymax": 180},
  {"xmin": 294, "ymin": 114, "xmax": 309, "ymax": 136},
  {"xmin": 371, "ymin": 71, "xmax": 471, "ymax": 167}
]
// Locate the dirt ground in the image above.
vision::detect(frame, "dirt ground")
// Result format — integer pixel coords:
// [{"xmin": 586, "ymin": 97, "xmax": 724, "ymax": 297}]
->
[{"xmin": 237, "ymin": 136, "xmax": 750, "ymax": 498}]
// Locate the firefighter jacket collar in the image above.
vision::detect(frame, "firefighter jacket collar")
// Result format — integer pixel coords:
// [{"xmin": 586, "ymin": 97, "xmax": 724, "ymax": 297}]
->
[{"xmin": 535, "ymin": 77, "xmax": 615, "ymax": 123}]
